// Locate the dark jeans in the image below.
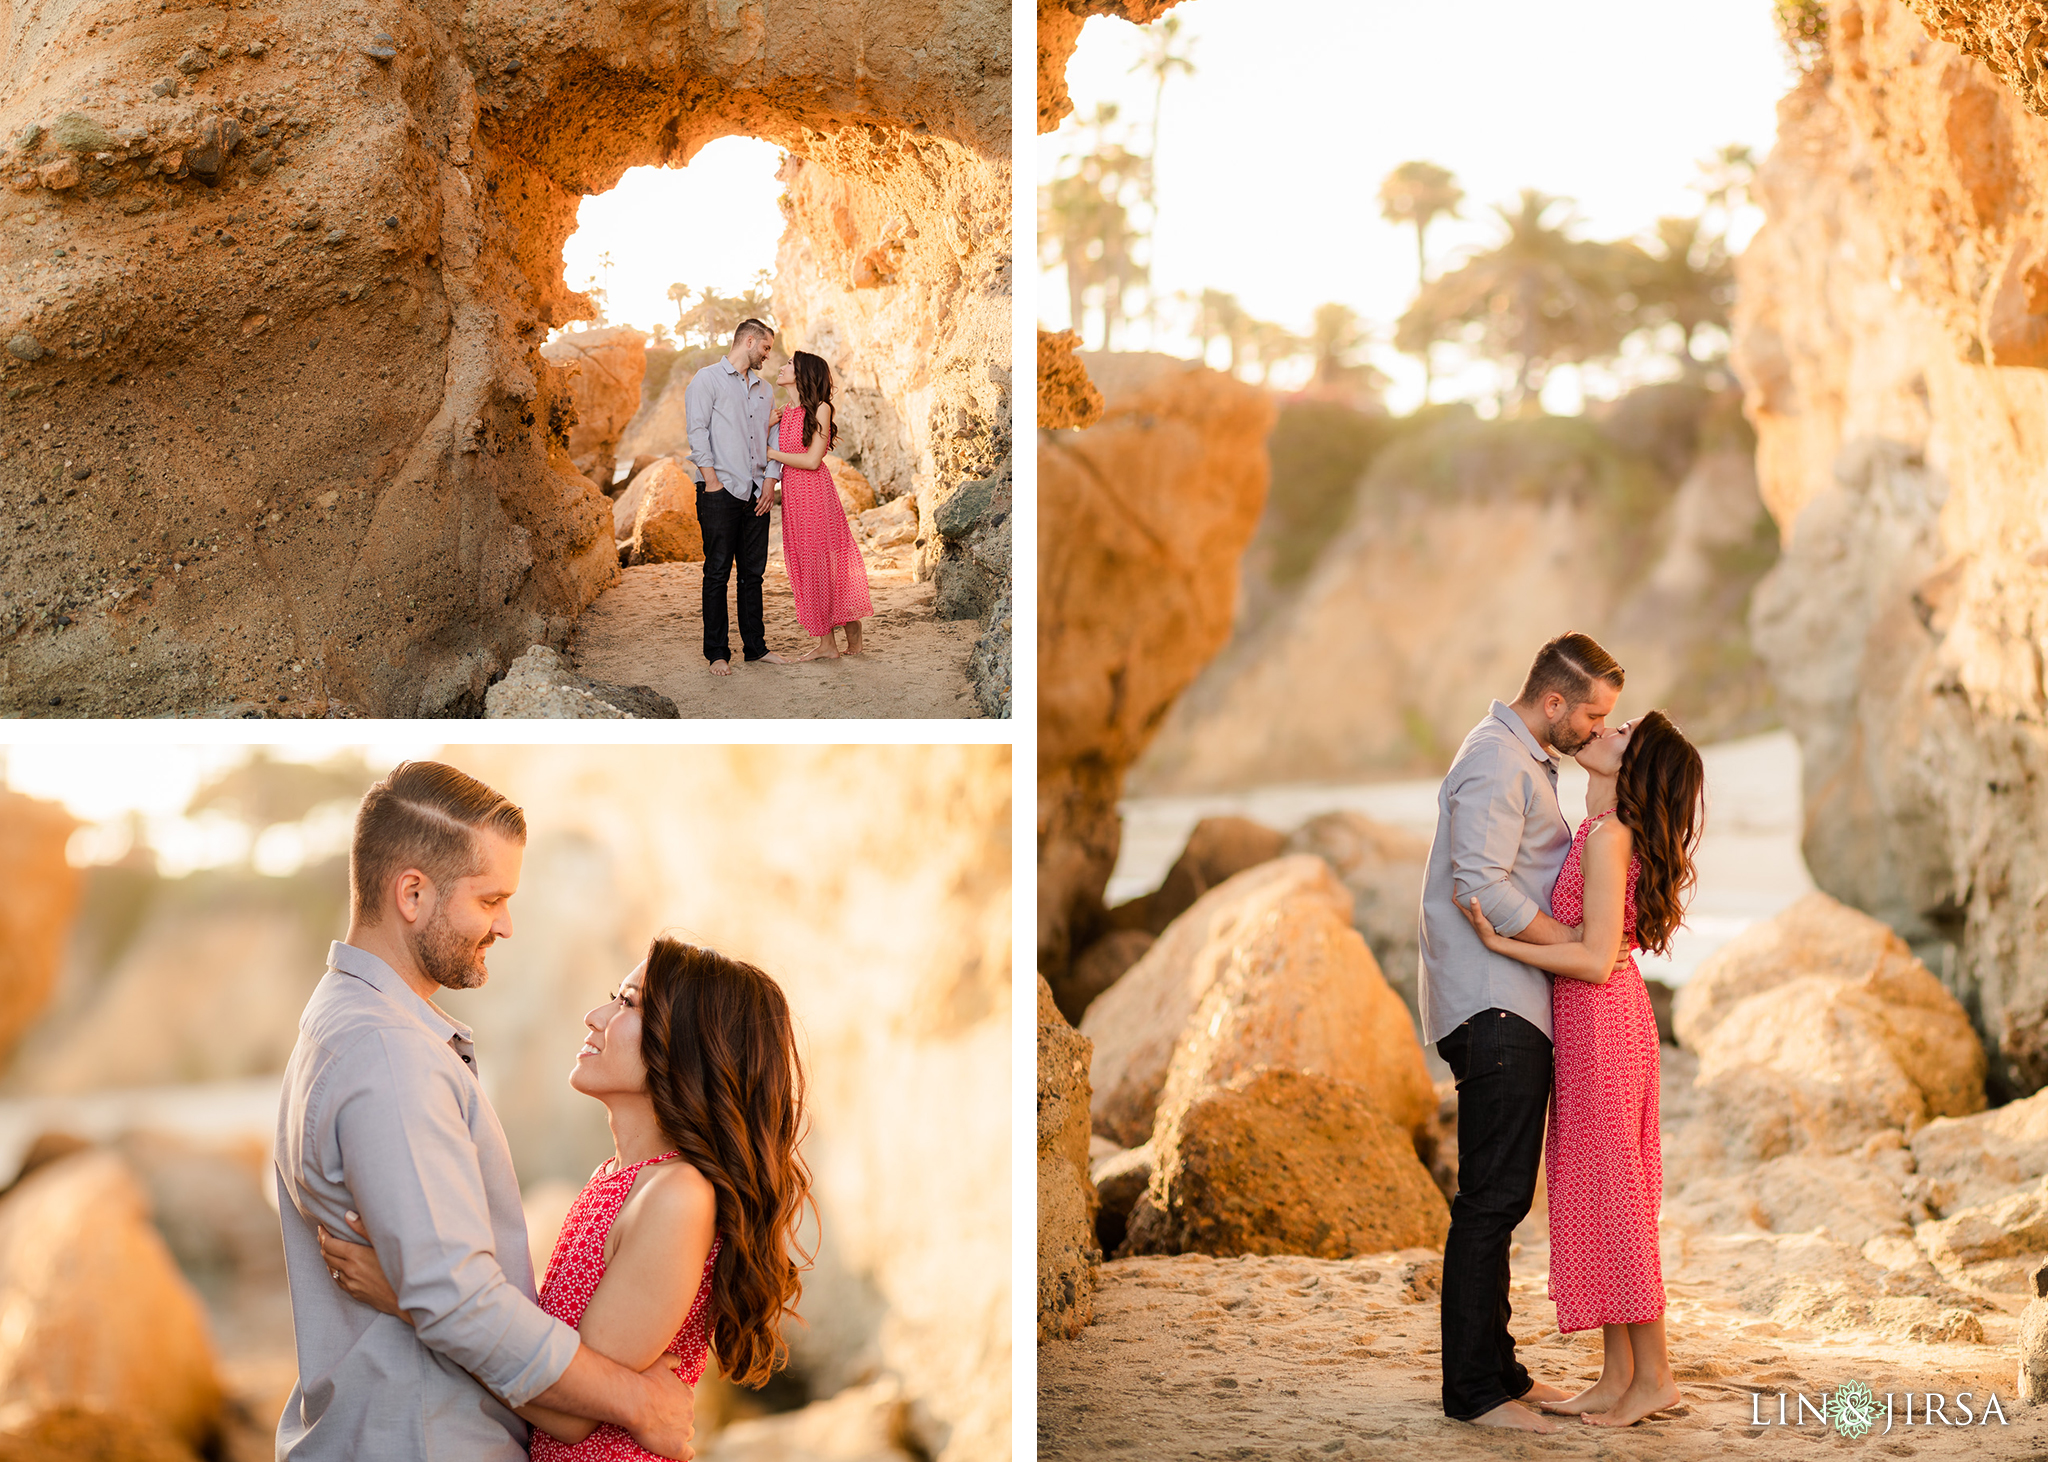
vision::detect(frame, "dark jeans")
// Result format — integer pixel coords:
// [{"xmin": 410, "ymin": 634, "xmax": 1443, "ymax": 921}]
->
[
  {"xmin": 696, "ymin": 483, "xmax": 769, "ymax": 664},
  {"xmin": 1436, "ymin": 1007, "xmax": 1554, "ymax": 1421}
]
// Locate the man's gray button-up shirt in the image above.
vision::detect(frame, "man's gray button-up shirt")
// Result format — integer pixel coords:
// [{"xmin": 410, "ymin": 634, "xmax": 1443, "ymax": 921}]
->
[
  {"xmin": 1417, "ymin": 700, "xmax": 1574, "ymax": 1045},
  {"xmin": 273, "ymin": 940, "xmax": 580, "ymax": 1461},
  {"xmin": 683, "ymin": 356, "xmax": 783, "ymax": 502}
]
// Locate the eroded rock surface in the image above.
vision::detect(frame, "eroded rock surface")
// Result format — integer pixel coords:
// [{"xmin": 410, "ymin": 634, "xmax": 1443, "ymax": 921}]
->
[
  {"xmin": 0, "ymin": 0, "xmax": 1008, "ymax": 716},
  {"xmin": 1038, "ymin": 353, "xmax": 1273, "ymax": 983},
  {"xmin": 540, "ymin": 325, "xmax": 646, "ymax": 492},
  {"xmin": 1732, "ymin": 0, "xmax": 2048, "ymax": 1097},
  {"xmin": 1038, "ymin": 975, "xmax": 1099, "ymax": 1341}
]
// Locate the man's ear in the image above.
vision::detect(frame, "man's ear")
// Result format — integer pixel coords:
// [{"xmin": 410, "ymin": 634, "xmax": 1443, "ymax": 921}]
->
[{"xmin": 392, "ymin": 868, "xmax": 433, "ymax": 927}]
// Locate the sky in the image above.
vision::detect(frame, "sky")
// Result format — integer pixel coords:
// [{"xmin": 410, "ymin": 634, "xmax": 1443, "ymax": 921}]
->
[
  {"xmin": 557, "ymin": 137, "xmax": 788, "ymax": 340},
  {"xmin": 2, "ymin": 743, "xmax": 437, "ymax": 877},
  {"xmin": 1039, "ymin": 0, "xmax": 1794, "ymax": 412}
]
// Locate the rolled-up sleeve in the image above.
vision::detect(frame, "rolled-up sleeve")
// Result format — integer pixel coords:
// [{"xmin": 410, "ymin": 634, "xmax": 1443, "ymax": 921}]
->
[
  {"xmin": 684, "ymin": 371, "xmax": 714, "ymax": 483},
  {"xmin": 332, "ymin": 1030, "xmax": 580, "ymax": 1406},
  {"xmin": 1446, "ymin": 747, "xmax": 1542, "ymax": 936}
]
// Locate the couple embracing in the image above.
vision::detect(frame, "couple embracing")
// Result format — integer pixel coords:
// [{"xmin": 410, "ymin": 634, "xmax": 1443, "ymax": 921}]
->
[
  {"xmin": 1422, "ymin": 632, "xmax": 1706, "ymax": 1432},
  {"xmin": 273, "ymin": 761, "xmax": 809, "ymax": 1461},
  {"xmin": 682, "ymin": 320, "xmax": 874, "ymax": 674}
]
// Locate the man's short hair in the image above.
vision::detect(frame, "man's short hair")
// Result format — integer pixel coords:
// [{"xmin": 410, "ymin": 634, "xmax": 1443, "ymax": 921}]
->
[
  {"xmin": 1518, "ymin": 632, "xmax": 1625, "ymax": 709},
  {"xmin": 350, "ymin": 761, "xmax": 526, "ymax": 925},
  {"xmin": 733, "ymin": 318, "xmax": 772, "ymax": 347}
]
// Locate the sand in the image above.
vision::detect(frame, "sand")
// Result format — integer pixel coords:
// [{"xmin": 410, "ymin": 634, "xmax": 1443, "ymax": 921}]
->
[
  {"xmin": 567, "ymin": 553, "xmax": 984, "ymax": 720},
  {"xmin": 1042, "ymin": 1045, "xmax": 2048, "ymax": 1458}
]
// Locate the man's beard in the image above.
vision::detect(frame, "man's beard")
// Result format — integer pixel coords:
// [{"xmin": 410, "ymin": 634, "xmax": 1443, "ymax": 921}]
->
[
  {"xmin": 411, "ymin": 904, "xmax": 491, "ymax": 991},
  {"xmin": 1547, "ymin": 714, "xmax": 1595, "ymax": 756}
]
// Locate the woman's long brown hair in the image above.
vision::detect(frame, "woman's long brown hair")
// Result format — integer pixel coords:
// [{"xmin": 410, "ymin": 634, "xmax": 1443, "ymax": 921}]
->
[
  {"xmin": 637, "ymin": 936, "xmax": 813, "ymax": 1387},
  {"xmin": 791, "ymin": 350, "xmax": 836, "ymax": 453},
  {"xmin": 1612, "ymin": 709, "xmax": 1705, "ymax": 957}
]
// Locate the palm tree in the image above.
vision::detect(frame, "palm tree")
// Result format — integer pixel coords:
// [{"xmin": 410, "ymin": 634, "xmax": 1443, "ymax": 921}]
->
[
  {"xmin": 1038, "ymin": 105, "xmax": 1150, "ymax": 348},
  {"xmin": 1129, "ymin": 16, "xmax": 1197, "ymax": 212},
  {"xmin": 1308, "ymin": 303, "xmax": 1367, "ymax": 384},
  {"xmin": 1396, "ymin": 189, "xmax": 1633, "ymax": 413},
  {"xmin": 1247, "ymin": 319, "xmax": 1304, "ymax": 385},
  {"xmin": 1379, "ymin": 161, "xmax": 1464, "ymax": 401},
  {"xmin": 1628, "ymin": 215, "xmax": 1734, "ymax": 377},
  {"xmin": 666, "ymin": 282, "xmax": 694, "ymax": 334}
]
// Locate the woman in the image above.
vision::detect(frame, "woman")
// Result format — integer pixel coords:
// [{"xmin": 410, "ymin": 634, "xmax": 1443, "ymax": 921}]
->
[
  {"xmin": 761, "ymin": 350, "xmax": 873, "ymax": 663},
  {"xmin": 320, "ymin": 937, "xmax": 812, "ymax": 1457},
  {"xmin": 1460, "ymin": 710, "xmax": 1704, "ymax": 1428}
]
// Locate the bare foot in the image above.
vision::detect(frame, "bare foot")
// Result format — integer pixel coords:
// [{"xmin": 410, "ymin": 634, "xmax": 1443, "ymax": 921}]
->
[
  {"xmin": 1539, "ymin": 1379, "xmax": 1631, "ymax": 1415},
  {"xmin": 1466, "ymin": 1400, "xmax": 1558, "ymax": 1434},
  {"xmin": 1519, "ymin": 1381, "xmax": 1571, "ymax": 1406},
  {"xmin": 708, "ymin": 658, "xmax": 733, "ymax": 677},
  {"xmin": 844, "ymin": 623, "xmax": 864, "ymax": 654},
  {"xmin": 1581, "ymin": 1377, "xmax": 1681, "ymax": 1427}
]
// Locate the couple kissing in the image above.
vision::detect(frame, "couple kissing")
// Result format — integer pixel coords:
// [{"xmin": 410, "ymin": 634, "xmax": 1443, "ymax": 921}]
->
[{"xmin": 1422, "ymin": 632, "xmax": 1706, "ymax": 1432}]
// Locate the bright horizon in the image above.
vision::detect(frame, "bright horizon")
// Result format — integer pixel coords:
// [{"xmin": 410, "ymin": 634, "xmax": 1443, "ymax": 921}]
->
[
  {"xmin": 1040, "ymin": 0, "xmax": 1793, "ymax": 413},
  {"xmin": 556, "ymin": 137, "xmax": 786, "ymax": 342}
]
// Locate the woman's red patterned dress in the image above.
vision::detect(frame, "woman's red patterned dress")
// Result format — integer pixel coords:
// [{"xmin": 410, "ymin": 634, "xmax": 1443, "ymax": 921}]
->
[
  {"xmin": 529, "ymin": 1152, "xmax": 720, "ymax": 1461},
  {"xmin": 1545, "ymin": 809, "xmax": 1665, "ymax": 1333}
]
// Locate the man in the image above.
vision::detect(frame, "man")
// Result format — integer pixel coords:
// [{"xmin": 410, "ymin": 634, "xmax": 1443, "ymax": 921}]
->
[
  {"xmin": 1418, "ymin": 632, "xmax": 1625, "ymax": 1434},
  {"xmin": 273, "ymin": 761, "xmax": 697, "ymax": 1460},
  {"xmin": 684, "ymin": 318, "xmax": 783, "ymax": 676}
]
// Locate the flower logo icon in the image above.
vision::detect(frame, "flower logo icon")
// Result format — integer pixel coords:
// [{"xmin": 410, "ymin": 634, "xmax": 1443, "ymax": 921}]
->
[{"xmin": 1830, "ymin": 1380, "xmax": 1877, "ymax": 1438}]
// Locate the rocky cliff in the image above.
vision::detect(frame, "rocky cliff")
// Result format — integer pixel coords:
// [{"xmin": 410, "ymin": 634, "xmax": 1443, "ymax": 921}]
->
[
  {"xmin": 0, "ymin": 0, "xmax": 1008, "ymax": 716},
  {"xmin": 1135, "ymin": 388, "xmax": 1780, "ymax": 791},
  {"xmin": 1037, "ymin": 353, "xmax": 1273, "ymax": 983},
  {"xmin": 1732, "ymin": 0, "xmax": 2048, "ymax": 1098}
]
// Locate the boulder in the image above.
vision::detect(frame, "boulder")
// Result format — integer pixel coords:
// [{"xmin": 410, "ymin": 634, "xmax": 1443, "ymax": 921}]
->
[
  {"xmin": 1141, "ymin": 1066, "xmax": 1450, "ymax": 1259},
  {"xmin": 1037, "ymin": 976, "xmax": 1097, "ymax": 1342},
  {"xmin": 1152, "ymin": 885, "xmax": 1434, "ymax": 1146},
  {"xmin": 2023, "ymin": 1263, "xmax": 2048, "ymax": 1403},
  {"xmin": 1108, "ymin": 816, "xmax": 1286, "ymax": 937},
  {"xmin": 627, "ymin": 459, "xmax": 707, "ymax": 564},
  {"xmin": 1049, "ymin": 928, "xmax": 1154, "ymax": 1026},
  {"xmin": 1915, "ymin": 1181, "xmax": 2048, "ymax": 1294},
  {"xmin": 1037, "ymin": 355, "xmax": 1274, "ymax": 987},
  {"xmin": 541, "ymin": 326, "xmax": 649, "ymax": 490},
  {"xmin": 483, "ymin": 646, "xmax": 679, "ymax": 720},
  {"xmin": 827, "ymin": 455, "xmax": 878, "ymax": 515},
  {"xmin": 1910, "ymin": 1085, "xmax": 2048, "ymax": 1217},
  {"xmin": 1088, "ymin": 1142, "xmax": 1153, "ymax": 1255},
  {"xmin": 0, "ymin": 1152, "xmax": 224, "ymax": 1449},
  {"xmin": 0, "ymin": 792, "xmax": 79, "ymax": 1070},
  {"xmin": 1081, "ymin": 856, "xmax": 1360, "ymax": 1147},
  {"xmin": 113, "ymin": 1132, "xmax": 284, "ymax": 1285},
  {"xmin": 1672, "ymin": 892, "xmax": 1986, "ymax": 1158},
  {"xmin": 0, "ymin": 1404, "xmax": 202, "ymax": 1462},
  {"xmin": 1281, "ymin": 811, "xmax": 1429, "ymax": 1018},
  {"xmin": 857, "ymin": 496, "xmax": 917, "ymax": 551}
]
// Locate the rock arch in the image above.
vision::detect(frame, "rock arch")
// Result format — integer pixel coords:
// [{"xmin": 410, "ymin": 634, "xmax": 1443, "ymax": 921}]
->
[{"xmin": 0, "ymin": 0, "xmax": 1010, "ymax": 715}]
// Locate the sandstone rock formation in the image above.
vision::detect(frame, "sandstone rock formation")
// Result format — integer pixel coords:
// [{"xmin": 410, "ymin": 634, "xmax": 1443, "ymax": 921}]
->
[
  {"xmin": 480, "ymin": 644, "xmax": 676, "ymax": 719},
  {"xmin": 1911, "ymin": 1084, "xmax": 2048, "ymax": 1215},
  {"xmin": 1038, "ymin": 2, "xmax": 1184, "ymax": 132},
  {"xmin": 772, "ymin": 148, "xmax": 1013, "ymax": 717},
  {"xmin": 1036, "ymin": 328, "xmax": 1102, "ymax": 429},
  {"xmin": 1134, "ymin": 1066, "xmax": 1449, "ymax": 1260},
  {"xmin": 1038, "ymin": 976, "xmax": 1099, "ymax": 1341},
  {"xmin": 699, "ymin": 1377, "xmax": 918, "ymax": 1462},
  {"xmin": 1053, "ymin": 927, "xmax": 1154, "ymax": 1026},
  {"xmin": 0, "ymin": 792, "xmax": 78, "ymax": 1071},
  {"xmin": 540, "ymin": 325, "xmax": 647, "ymax": 492},
  {"xmin": 1281, "ymin": 811, "xmax": 1430, "ymax": 1023},
  {"xmin": 1081, "ymin": 856, "xmax": 1352, "ymax": 1147},
  {"xmin": 1039, "ymin": 353, "xmax": 1274, "ymax": 983},
  {"xmin": 1731, "ymin": 0, "xmax": 2048, "ymax": 1097},
  {"xmin": 1673, "ymin": 892, "xmax": 1986, "ymax": 1160},
  {"xmin": 1134, "ymin": 389, "xmax": 1778, "ymax": 790},
  {"xmin": 0, "ymin": 1151, "xmax": 225, "ymax": 1450},
  {"xmin": 0, "ymin": 0, "xmax": 1008, "ymax": 716},
  {"xmin": 1150, "ymin": 885, "xmax": 1434, "ymax": 1149},
  {"xmin": 623, "ymin": 458, "xmax": 705, "ymax": 566}
]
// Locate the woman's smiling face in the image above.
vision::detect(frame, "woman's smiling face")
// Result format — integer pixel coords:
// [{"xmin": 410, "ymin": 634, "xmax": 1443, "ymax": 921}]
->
[
  {"xmin": 569, "ymin": 959, "xmax": 650, "ymax": 1097},
  {"xmin": 774, "ymin": 358, "xmax": 795, "ymax": 387}
]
